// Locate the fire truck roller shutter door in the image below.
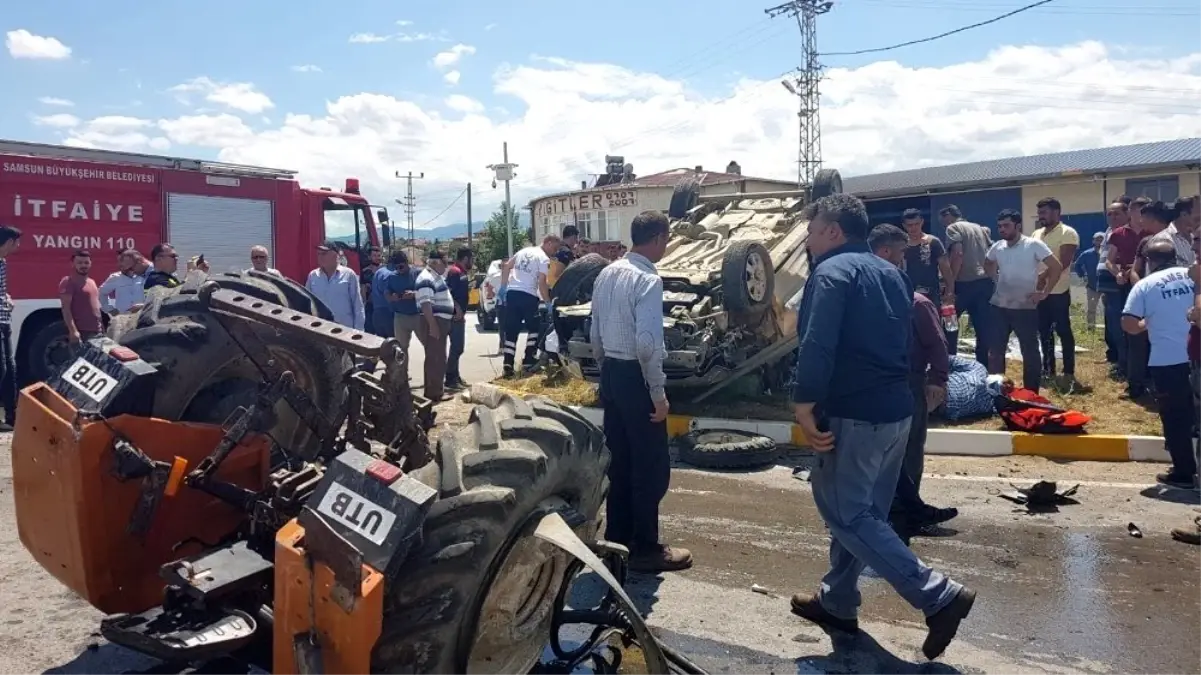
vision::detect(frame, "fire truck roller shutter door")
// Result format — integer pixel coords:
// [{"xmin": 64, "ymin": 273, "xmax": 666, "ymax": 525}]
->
[{"xmin": 166, "ymin": 194, "xmax": 274, "ymax": 275}]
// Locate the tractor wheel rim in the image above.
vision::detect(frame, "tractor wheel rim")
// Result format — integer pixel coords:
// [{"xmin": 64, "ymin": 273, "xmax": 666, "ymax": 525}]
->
[
  {"xmin": 745, "ymin": 252, "xmax": 768, "ymax": 302},
  {"xmin": 465, "ymin": 500, "xmax": 571, "ymax": 674}
]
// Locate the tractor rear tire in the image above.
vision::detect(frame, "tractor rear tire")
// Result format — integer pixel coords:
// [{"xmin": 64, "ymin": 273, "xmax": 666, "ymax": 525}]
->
[
  {"xmin": 371, "ymin": 394, "xmax": 610, "ymax": 674},
  {"xmin": 550, "ymin": 253, "xmax": 609, "ymax": 307},
  {"xmin": 115, "ymin": 270, "xmax": 350, "ymax": 458}
]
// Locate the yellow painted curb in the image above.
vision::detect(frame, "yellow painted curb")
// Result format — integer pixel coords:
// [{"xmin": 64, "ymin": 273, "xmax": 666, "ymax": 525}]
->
[{"xmin": 1011, "ymin": 433, "xmax": 1131, "ymax": 462}]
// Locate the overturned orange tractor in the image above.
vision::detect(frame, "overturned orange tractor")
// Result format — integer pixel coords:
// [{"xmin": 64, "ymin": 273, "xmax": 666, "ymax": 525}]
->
[{"xmin": 10, "ymin": 272, "xmax": 693, "ymax": 674}]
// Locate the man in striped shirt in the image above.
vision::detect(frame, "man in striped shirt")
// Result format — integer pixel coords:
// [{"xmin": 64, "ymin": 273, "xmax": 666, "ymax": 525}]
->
[{"xmin": 415, "ymin": 250, "xmax": 455, "ymax": 401}]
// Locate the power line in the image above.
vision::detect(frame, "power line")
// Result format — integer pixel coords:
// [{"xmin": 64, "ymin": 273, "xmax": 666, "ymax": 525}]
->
[
  {"xmin": 819, "ymin": 0, "xmax": 1055, "ymax": 56},
  {"xmin": 418, "ymin": 187, "xmax": 467, "ymax": 228}
]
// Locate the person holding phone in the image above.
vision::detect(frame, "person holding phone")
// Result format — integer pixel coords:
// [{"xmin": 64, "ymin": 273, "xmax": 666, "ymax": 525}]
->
[{"xmin": 789, "ymin": 194, "xmax": 973, "ymax": 662}]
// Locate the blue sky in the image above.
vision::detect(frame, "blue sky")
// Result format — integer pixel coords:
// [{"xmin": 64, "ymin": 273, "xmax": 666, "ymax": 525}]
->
[
  {"xmin": 5, "ymin": 0, "xmax": 1197, "ymax": 138},
  {"xmin": 1, "ymin": 0, "xmax": 1198, "ymax": 227}
]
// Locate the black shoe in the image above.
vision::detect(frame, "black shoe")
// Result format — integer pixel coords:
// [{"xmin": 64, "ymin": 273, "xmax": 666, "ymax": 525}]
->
[
  {"xmin": 921, "ymin": 505, "xmax": 959, "ymax": 526},
  {"xmin": 502, "ymin": 368, "xmax": 515, "ymax": 379},
  {"xmin": 0, "ymin": 422, "xmax": 12, "ymax": 432},
  {"xmin": 1156, "ymin": 472, "xmax": 1197, "ymax": 490},
  {"xmin": 1121, "ymin": 386, "xmax": 1147, "ymax": 400},
  {"xmin": 790, "ymin": 593, "xmax": 859, "ymax": 634},
  {"xmin": 923, "ymin": 587, "xmax": 976, "ymax": 660}
]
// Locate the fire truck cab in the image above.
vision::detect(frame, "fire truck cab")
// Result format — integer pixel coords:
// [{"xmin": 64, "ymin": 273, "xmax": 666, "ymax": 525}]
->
[{"xmin": 0, "ymin": 139, "xmax": 393, "ymax": 383}]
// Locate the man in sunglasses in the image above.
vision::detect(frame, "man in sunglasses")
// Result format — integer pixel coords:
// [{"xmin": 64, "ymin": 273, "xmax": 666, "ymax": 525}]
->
[{"xmin": 144, "ymin": 243, "xmax": 183, "ymax": 290}]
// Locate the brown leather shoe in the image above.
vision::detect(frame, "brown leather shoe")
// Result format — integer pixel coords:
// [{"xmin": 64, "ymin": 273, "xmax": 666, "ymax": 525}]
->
[
  {"xmin": 790, "ymin": 593, "xmax": 859, "ymax": 634},
  {"xmin": 628, "ymin": 545, "xmax": 693, "ymax": 573}
]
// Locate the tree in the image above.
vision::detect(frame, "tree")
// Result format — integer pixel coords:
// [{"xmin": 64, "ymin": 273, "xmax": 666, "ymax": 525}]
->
[{"xmin": 474, "ymin": 204, "xmax": 528, "ymax": 271}]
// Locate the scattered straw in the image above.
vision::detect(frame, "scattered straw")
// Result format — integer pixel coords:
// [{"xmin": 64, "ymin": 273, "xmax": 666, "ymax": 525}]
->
[{"xmin": 499, "ymin": 369, "xmax": 600, "ymax": 406}]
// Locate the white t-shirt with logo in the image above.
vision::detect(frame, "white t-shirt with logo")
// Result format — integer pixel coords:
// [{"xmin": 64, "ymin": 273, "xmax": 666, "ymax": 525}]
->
[
  {"xmin": 986, "ymin": 236, "xmax": 1054, "ymax": 310},
  {"xmin": 1122, "ymin": 266, "xmax": 1196, "ymax": 366},
  {"xmin": 507, "ymin": 246, "xmax": 550, "ymax": 299}
]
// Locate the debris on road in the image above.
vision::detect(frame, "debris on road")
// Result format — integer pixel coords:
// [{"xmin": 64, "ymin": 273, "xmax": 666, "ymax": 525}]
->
[
  {"xmin": 1127, "ymin": 522, "xmax": 1143, "ymax": 538},
  {"xmin": 998, "ymin": 480, "xmax": 1080, "ymax": 512},
  {"xmin": 750, "ymin": 584, "xmax": 780, "ymax": 599}
]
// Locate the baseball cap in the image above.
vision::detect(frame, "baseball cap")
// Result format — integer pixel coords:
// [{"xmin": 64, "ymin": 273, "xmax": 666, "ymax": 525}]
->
[{"xmin": 316, "ymin": 240, "xmax": 340, "ymax": 252}]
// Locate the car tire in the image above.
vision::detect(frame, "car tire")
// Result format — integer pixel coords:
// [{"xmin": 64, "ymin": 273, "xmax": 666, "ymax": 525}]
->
[
  {"xmin": 720, "ymin": 240, "xmax": 775, "ymax": 320},
  {"xmin": 811, "ymin": 168, "xmax": 843, "ymax": 200},
  {"xmin": 677, "ymin": 429, "xmax": 779, "ymax": 469},
  {"xmin": 668, "ymin": 178, "xmax": 700, "ymax": 220},
  {"xmin": 551, "ymin": 254, "xmax": 609, "ymax": 306}
]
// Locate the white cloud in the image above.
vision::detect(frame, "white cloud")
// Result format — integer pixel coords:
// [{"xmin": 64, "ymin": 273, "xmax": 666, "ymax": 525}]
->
[
  {"xmin": 443, "ymin": 70, "xmax": 461, "ymax": 86},
  {"xmin": 170, "ymin": 76, "xmax": 274, "ymax": 114},
  {"xmin": 6, "ymin": 29, "xmax": 71, "ymax": 60},
  {"xmin": 37, "ymin": 96, "xmax": 74, "ymax": 107},
  {"xmin": 484, "ymin": 23, "xmax": 497, "ymax": 31},
  {"xmin": 49, "ymin": 42, "xmax": 1201, "ymax": 230},
  {"xmin": 292, "ymin": 64, "xmax": 322, "ymax": 73},
  {"xmin": 445, "ymin": 94, "xmax": 484, "ymax": 114},
  {"xmin": 349, "ymin": 32, "xmax": 390, "ymax": 44},
  {"xmin": 396, "ymin": 20, "xmax": 413, "ymax": 26},
  {"xmin": 349, "ymin": 30, "xmax": 441, "ymax": 44},
  {"xmin": 432, "ymin": 43, "xmax": 475, "ymax": 69},
  {"xmin": 32, "ymin": 113, "xmax": 79, "ymax": 128}
]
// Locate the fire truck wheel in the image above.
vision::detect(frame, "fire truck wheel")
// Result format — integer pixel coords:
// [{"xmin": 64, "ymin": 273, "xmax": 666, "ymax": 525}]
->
[
  {"xmin": 372, "ymin": 394, "xmax": 610, "ymax": 674},
  {"xmin": 116, "ymin": 270, "xmax": 348, "ymax": 458}
]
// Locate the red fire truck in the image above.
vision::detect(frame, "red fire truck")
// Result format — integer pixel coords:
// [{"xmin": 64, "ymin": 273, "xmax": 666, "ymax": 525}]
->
[{"xmin": 0, "ymin": 139, "xmax": 393, "ymax": 382}]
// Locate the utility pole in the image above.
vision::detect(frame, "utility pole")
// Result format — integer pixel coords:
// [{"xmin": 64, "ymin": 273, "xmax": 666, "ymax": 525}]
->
[
  {"xmin": 466, "ymin": 183, "xmax": 473, "ymax": 250},
  {"xmin": 767, "ymin": 0, "xmax": 833, "ymax": 187},
  {"xmin": 486, "ymin": 142, "xmax": 519, "ymax": 258},
  {"xmin": 394, "ymin": 170, "xmax": 425, "ymax": 247}
]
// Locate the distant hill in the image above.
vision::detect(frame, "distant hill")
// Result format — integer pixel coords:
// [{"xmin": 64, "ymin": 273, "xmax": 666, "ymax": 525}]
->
[{"xmin": 331, "ymin": 212, "xmax": 531, "ymax": 244}]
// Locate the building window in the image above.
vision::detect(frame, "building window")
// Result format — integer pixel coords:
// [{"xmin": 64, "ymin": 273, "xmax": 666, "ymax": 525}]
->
[
  {"xmin": 575, "ymin": 212, "xmax": 593, "ymax": 240},
  {"xmin": 1125, "ymin": 176, "xmax": 1180, "ymax": 203}
]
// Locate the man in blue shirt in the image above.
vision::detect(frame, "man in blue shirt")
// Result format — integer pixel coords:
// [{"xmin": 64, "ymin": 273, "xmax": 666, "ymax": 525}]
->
[
  {"xmin": 370, "ymin": 250, "xmax": 404, "ymax": 339},
  {"xmin": 789, "ymin": 194, "xmax": 974, "ymax": 661},
  {"xmin": 386, "ymin": 253, "xmax": 422, "ymax": 382},
  {"xmin": 1073, "ymin": 232, "xmax": 1104, "ymax": 332}
]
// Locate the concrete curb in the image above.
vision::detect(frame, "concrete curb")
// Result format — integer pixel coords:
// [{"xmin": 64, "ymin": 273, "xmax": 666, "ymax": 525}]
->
[{"xmin": 567, "ymin": 406, "xmax": 1172, "ymax": 464}]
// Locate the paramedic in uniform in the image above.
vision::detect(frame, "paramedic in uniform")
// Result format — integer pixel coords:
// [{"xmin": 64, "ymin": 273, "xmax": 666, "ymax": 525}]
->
[
  {"xmin": 590, "ymin": 210, "xmax": 692, "ymax": 573},
  {"xmin": 1122, "ymin": 239, "xmax": 1198, "ymax": 489},
  {"xmin": 502, "ymin": 234, "xmax": 560, "ymax": 377}
]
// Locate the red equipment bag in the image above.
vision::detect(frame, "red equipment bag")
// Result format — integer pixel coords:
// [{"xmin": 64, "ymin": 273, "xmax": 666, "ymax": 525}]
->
[{"xmin": 993, "ymin": 385, "xmax": 1091, "ymax": 434}]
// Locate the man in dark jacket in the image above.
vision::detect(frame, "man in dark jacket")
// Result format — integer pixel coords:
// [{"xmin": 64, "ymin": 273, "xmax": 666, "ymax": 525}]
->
[
  {"xmin": 867, "ymin": 224, "xmax": 958, "ymax": 538},
  {"xmin": 789, "ymin": 195, "xmax": 974, "ymax": 661}
]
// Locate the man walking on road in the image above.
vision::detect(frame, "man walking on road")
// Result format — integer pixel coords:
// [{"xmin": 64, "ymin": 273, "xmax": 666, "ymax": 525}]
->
[
  {"xmin": 1031, "ymin": 198, "xmax": 1079, "ymax": 384},
  {"xmin": 306, "ymin": 240, "xmax": 365, "ymax": 331},
  {"xmin": 984, "ymin": 209, "xmax": 1061, "ymax": 392},
  {"xmin": 415, "ymin": 251, "xmax": 454, "ymax": 402},
  {"xmin": 502, "ymin": 235, "xmax": 559, "ymax": 377},
  {"xmin": 942, "ymin": 205, "xmax": 994, "ymax": 367},
  {"xmin": 1122, "ymin": 240, "xmax": 1198, "ymax": 489},
  {"xmin": 0, "ymin": 226, "xmax": 22, "ymax": 431},
  {"xmin": 445, "ymin": 247, "xmax": 473, "ymax": 390},
  {"xmin": 591, "ymin": 211, "xmax": 692, "ymax": 574},
  {"xmin": 867, "ymin": 224, "xmax": 958, "ymax": 538},
  {"xmin": 1074, "ymin": 233, "xmax": 1104, "ymax": 332},
  {"xmin": 790, "ymin": 194, "xmax": 974, "ymax": 661}
]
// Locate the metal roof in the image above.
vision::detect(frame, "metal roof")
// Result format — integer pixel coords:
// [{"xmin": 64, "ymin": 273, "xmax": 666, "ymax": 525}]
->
[{"xmin": 843, "ymin": 138, "xmax": 1201, "ymax": 199}]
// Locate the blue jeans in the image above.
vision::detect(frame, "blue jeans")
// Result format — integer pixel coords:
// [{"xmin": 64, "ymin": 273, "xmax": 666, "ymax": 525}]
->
[
  {"xmin": 1102, "ymin": 290, "xmax": 1127, "ymax": 367},
  {"xmin": 812, "ymin": 417, "xmax": 961, "ymax": 619}
]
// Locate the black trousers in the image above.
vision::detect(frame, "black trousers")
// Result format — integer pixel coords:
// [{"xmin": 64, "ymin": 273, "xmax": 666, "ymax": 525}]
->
[
  {"xmin": 502, "ymin": 290, "xmax": 541, "ymax": 372},
  {"xmin": 0, "ymin": 324, "xmax": 15, "ymax": 423},
  {"xmin": 990, "ymin": 306, "xmax": 1041, "ymax": 391},
  {"xmin": 1037, "ymin": 291, "xmax": 1075, "ymax": 376},
  {"xmin": 954, "ymin": 278, "xmax": 995, "ymax": 367},
  {"xmin": 892, "ymin": 377, "xmax": 929, "ymax": 519},
  {"xmin": 1150, "ymin": 363, "xmax": 1198, "ymax": 479},
  {"xmin": 1127, "ymin": 332, "xmax": 1150, "ymax": 392},
  {"xmin": 601, "ymin": 358, "xmax": 670, "ymax": 554}
]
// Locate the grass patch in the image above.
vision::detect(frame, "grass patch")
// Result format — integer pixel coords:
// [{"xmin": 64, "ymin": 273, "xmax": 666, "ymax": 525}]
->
[{"xmin": 499, "ymin": 289, "xmax": 1163, "ymax": 437}]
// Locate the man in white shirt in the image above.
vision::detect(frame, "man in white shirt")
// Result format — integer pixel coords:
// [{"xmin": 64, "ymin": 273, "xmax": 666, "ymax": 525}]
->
[
  {"xmin": 984, "ymin": 209, "xmax": 1063, "ymax": 392},
  {"xmin": 502, "ymin": 234, "xmax": 560, "ymax": 377},
  {"xmin": 1152, "ymin": 196, "xmax": 1199, "ymax": 268},
  {"xmin": 99, "ymin": 248, "xmax": 148, "ymax": 315},
  {"xmin": 305, "ymin": 240, "xmax": 364, "ymax": 330},
  {"xmin": 1122, "ymin": 239, "xmax": 1197, "ymax": 489},
  {"xmin": 249, "ymin": 245, "xmax": 282, "ymax": 277}
]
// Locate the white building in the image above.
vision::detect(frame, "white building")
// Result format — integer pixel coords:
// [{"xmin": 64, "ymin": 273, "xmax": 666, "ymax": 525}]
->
[{"xmin": 529, "ymin": 161, "xmax": 797, "ymax": 245}]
